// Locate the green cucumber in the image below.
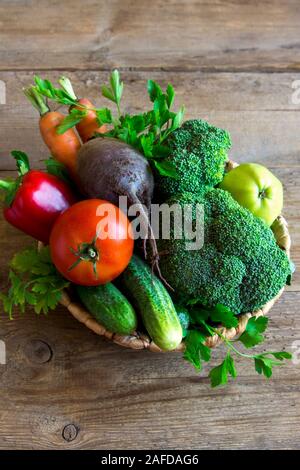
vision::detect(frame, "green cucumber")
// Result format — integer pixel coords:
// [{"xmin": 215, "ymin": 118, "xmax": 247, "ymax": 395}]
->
[
  {"xmin": 76, "ymin": 283, "xmax": 137, "ymax": 335},
  {"xmin": 121, "ymin": 255, "xmax": 182, "ymax": 351}
]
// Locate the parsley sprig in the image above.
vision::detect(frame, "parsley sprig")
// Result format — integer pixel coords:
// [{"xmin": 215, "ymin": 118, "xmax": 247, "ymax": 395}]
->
[
  {"xmin": 33, "ymin": 70, "xmax": 185, "ymax": 178},
  {"xmin": 183, "ymin": 303, "xmax": 292, "ymax": 387},
  {"xmin": 97, "ymin": 77, "xmax": 184, "ymax": 178},
  {"xmin": 0, "ymin": 246, "xmax": 69, "ymax": 318}
]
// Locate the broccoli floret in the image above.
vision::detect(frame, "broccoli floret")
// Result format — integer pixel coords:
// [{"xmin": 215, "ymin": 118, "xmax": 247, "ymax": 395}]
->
[
  {"xmin": 156, "ymin": 119, "xmax": 231, "ymax": 199},
  {"xmin": 157, "ymin": 188, "xmax": 291, "ymax": 314}
]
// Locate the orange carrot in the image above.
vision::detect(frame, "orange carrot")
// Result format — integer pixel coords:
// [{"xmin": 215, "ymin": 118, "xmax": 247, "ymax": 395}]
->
[
  {"xmin": 59, "ymin": 77, "xmax": 107, "ymax": 143},
  {"xmin": 74, "ymin": 97, "xmax": 107, "ymax": 143},
  {"xmin": 39, "ymin": 111, "xmax": 81, "ymax": 176},
  {"xmin": 24, "ymin": 87, "xmax": 81, "ymax": 178}
]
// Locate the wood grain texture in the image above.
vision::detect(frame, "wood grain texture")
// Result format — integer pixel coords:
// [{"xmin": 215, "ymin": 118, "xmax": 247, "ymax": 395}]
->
[
  {"xmin": 0, "ymin": 71, "xmax": 300, "ymax": 169},
  {"xmin": 0, "ymin": 0, "xmax": 300, "ymax": 72},
  {"xmin": 0, "ymin": 0, "xmax": 300, "ymax": 452},
  {"xmin": 0, "ymin": 292, "xmax": 299, "ymax": 450}
]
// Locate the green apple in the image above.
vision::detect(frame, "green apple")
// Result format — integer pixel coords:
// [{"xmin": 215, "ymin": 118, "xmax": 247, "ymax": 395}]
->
[{"xmin": 219, "ymin": 163, "xmax": 283, "ymax": 226}]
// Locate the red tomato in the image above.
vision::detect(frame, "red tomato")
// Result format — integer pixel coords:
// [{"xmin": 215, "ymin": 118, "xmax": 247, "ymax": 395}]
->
[{"xmin": 50, "ymin": 199, "xmax": 134, "ymax": 285}]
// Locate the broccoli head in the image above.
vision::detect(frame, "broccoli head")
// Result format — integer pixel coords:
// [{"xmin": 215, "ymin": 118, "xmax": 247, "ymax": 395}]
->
[
  {"xmin": 156, "ymin": 119, "xmax": 231, "ymax": 199},
  {"xmin": 157, "ymin": 188, "xmax": 291, "ymax": 314}
]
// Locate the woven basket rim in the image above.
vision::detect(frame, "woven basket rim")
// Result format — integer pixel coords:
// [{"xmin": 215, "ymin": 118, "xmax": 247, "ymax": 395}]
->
[{"xmin": 43, "ymin": 159, "xmax": 291, "ymax": 352}]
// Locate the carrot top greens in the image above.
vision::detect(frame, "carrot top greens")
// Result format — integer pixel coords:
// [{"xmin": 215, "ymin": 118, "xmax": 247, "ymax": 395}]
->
[{"xmin": 34, "ymin": 70, "xmax": 185, "ymax": 178}]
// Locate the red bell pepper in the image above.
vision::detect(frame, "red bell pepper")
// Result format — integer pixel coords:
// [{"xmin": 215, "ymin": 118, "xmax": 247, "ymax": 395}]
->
[{"xmin": 0, "ymin": 151, "xmax": 76, "ymax": 244}]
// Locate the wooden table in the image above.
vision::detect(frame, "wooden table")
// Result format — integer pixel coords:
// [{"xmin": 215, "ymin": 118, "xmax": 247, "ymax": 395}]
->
[{"xmin": 0, "ymin": 0, "xmax": 299, "ymax": 450}]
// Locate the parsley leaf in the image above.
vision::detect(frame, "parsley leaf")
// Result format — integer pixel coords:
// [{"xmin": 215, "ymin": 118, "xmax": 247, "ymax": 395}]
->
[
  {"xmin": 209, "ymin": 304, "xmax": 238, "ymax": 329},
  {"xmin": 183, "ymin": 330, "xmax": 211, "ymax": 370},
  {"xmin": 1, "ymin": 246, "xmax": 69, "ymax": 318},
  {"xmin": 209, "ymin": 353, "xmax": 237, "ymax": 388},
  {"xmin": 239, "ymin": 316, "xmax": 268, "ymax": 348},
  {"xmin": 254, "ymin": 351, "xmax": 292, "ymax": 378},
  {"xmin": 147, "ymin": 80, "xmax": 163, "ymax": 102},
  {"xmin": 188, "ymin": 302, "xmax": 238, "ymax": 329},
  {"xmin": 96, "ymin": 108, "xmax": 113, "ymax": 125},
  {"xmin": 102, "ymin": 69, "xmax": 124, "ymax": 114},
  {"xmin": 166, "ymin": 83, "xmax": 175, "ymax": 109},
  {"xmin": 254, "ymin": 356, "xmax": 274, "ymax": 378}
]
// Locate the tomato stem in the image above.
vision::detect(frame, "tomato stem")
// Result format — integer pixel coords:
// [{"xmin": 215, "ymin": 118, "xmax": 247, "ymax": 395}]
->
[{"xmin": 68, "ymin": 236, "xmax": 100, "ymax": 279}]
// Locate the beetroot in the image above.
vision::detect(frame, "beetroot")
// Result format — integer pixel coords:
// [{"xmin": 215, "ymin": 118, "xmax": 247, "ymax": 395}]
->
[{"xmin": 77, "ymin": 137, "xmax": 162, "ymax": 274}]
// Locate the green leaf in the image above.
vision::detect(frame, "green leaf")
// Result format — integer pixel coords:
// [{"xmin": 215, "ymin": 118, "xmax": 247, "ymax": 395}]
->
[
  {"xmin": 188, "ymin": 302, "xmax": 238, "ymax": 329},
  {"xmin": 239, "ymin": 316, "xmax": 268, "ymax": 348},
  {"xmin": 270, "ymin": 351, "xmax": 292, "ymax": 360},
  {"xmin": 189, "ymin": 306, "xmax": 210, "ymax": 324},
  {"xmin": 117, "ymin": 127, "xmax": 130, "ymax": 143},
  {"xmin": 127, "ymin": 130, "xmax": 138, "ymax": 147},
  {"xmin": 166, "ymin": 83, "xmax": 175, "ymax": 109},
  {"xmin": 147, "ymin": 80, "xmax": 163, "ymax": 102},
  {"xmin": 11, "ymin": 249, "xmax": 37, "ymax": 273},
  {"xmin": 110, "ymin": 69, "xmax": 123, "ymax": 107},
  {"xmin": 183, "ymin": 330, "xmax": 211, "ymax": 370},
  {"xmin": 34, "ymin": 76, "xmax": 77, "ymax": 106},
  {"xmin": 129, "ymin": 115, "xmax": 146, "ymax": 133},
  {"xmin": 152, "ymin": 159, "xmax": 178, "ymax": 179},
  {"xmin": 1, "ymin": 246, "xmax": 69, "ymax": 318},
  {"xmin": 11, "ymin": 150, "xmax": 30, "ymax": 175},
  {"xmin": 56, "ymin": 109, "xmax": 87, "ymax": 134},
  {"xmin": 140, "ymin": 134, "xmax": 154, "ymax": 158},
  {"xmin": 226, "ymin": 354, "xmax": 237, "ymax": 378},
  {"xmin": 101, "ymin": 85, "xmax": 115, "ymax": 103},
  {"xmin": 171, "ymin": 105, "xmax": 185, "ymax": 130},
  {"xmin": 254, "ymin": 351, "xmax": 292, "ymax": 379},
  {"xmin": 209, "ymin": 353, "xmax": 237, "ymax": 388},
  {"xmin": 151, "ymin": 144, "xmax": 171, "ymax": 158},
  {"xmin": 153, "ymin": 95, "xmax": 168, "ymax": 125},
  {"xmin": 96, "ymin": 108, "xmax": 113, "ymax": 125},
  {"xmin": 101, "ymin": 70, "xmax": 124, "ymax": 111},
  {"xmin": 254, "ymin": 357, "xmax": 273, "ymax": 378},
  {"xmin": 209, "ymin": 304, "xmax": 238, "ymax": 329},
  {"xmin": 34, "ymin": 76, "xmax": 55, "ymax": 99}
]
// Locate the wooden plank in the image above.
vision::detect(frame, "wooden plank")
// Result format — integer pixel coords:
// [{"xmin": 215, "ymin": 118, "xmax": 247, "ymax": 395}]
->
[
  {"xmin": 0, "ymin": 0, "xmax": 300, "ymax": 72},
  {"xmin": 0, "ymin": 71, "xmax": 300, "ymax": 169},
  {"xmin": 0, "ymin": 291, "xmax": 299, "ymax": 449}
]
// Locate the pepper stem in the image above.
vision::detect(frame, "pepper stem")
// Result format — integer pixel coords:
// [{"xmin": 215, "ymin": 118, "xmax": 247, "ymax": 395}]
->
[{"xmin": 0, "ymin": 180, "xmax": 13, "ymax": 190}]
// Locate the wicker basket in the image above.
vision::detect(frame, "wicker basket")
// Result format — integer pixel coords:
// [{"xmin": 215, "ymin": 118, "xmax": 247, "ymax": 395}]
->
[{"xmin": 48, "ymin": 160, "xmax": 291, "ymax": 352}]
